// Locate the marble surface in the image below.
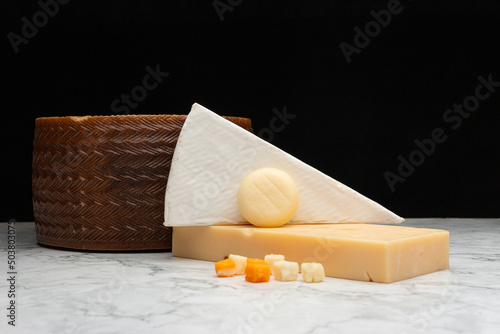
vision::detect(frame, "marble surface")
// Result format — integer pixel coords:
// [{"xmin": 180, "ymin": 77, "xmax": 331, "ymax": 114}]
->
[{"xmin": 0, "ymin": 219, "xmax": 499, "ymax": 334}]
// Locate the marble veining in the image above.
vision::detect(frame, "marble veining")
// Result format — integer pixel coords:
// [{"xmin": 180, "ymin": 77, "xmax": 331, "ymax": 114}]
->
[{"xmin": 0, "ymin": 219, "xmax": 499, "ymax": 334}]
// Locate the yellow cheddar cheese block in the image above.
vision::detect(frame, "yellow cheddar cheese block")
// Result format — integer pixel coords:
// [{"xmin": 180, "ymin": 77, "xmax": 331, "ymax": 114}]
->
[{"xmin": 172, "ymin": 224, "xmax": 449, "ymax": 283}]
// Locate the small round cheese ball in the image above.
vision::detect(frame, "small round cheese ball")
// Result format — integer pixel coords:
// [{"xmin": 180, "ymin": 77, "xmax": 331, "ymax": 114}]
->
[{"xmin": 237, "ymin": 168, "xmax": 299, "ymax": 227}]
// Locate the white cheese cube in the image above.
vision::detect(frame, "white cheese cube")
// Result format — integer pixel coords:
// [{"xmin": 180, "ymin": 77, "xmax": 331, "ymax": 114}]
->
[
  {"xmin": 264, "ymin": 254, "xmax": 285, "ymax": 275},
  {"xmin": 301, "ymin": 263, "xmax": 325, "ymax": 283},
  {"xmin": 229, "ymin": 254, "xmax": 247, "ymax": 275},
  {"xmin": 273, "ymin": 261, "xmax": 299, "ymax": 281}
]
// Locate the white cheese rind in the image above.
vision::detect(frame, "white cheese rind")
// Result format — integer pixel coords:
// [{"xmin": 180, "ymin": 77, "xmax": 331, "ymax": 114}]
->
[{"xmin": 164, "ymin": 103, "xmax": 404, "ymax": 226}]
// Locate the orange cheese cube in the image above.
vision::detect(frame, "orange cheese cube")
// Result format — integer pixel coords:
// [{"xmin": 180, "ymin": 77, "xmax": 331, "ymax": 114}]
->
[
  {"xmin": 245, "ymin": 260, "xmax": 271, "ymax": 283},
  {"xmin": 214, "ymin": 258, "xmax": 236, "ymax": 277}
]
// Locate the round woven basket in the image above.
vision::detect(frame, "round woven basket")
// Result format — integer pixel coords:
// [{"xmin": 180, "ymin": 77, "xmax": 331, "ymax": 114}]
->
[{"xmin": 32, "ymin": 114, "xmax": 253, "ymax": 251}]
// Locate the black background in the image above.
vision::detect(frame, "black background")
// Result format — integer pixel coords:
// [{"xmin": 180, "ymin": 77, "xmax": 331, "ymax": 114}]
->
[{"xmin": 2, "ymin": 0, "xmax": 499, "ymax": 222}]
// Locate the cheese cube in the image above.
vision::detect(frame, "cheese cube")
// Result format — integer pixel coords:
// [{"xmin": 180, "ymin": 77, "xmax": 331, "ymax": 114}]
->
[
  {"xmin": 214, "ymin": 258, "xmax": 236, "ymax": 277},
  {"xmin": 229, "ymin": 254, "xmax": 247, "ymax": 275},
  {"xmin": 273, "ymin": 261, "xmax": 299, "ymax": 281},
  {"xmin": 264, "ymin": 254, "xmax": 285, "ymax": 275},
  {"xmin": 245, "ymin": 261, "xmax": 271, "ymax": 283},
  {"xmin": 301, "ymin": 263, "xmax": 325, "ymax": 283}
]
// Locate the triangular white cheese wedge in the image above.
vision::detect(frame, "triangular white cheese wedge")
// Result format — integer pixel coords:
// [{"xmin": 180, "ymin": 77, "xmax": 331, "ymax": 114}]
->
[{"xmin": 164, "ymin": 103, "xmax": 404, "ymax": 226}]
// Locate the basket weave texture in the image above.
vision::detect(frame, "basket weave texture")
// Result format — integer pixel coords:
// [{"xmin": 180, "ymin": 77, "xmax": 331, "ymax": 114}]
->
[{"xmin": 32, "ymin": 114, "xmax": 253, "ymax": 250}]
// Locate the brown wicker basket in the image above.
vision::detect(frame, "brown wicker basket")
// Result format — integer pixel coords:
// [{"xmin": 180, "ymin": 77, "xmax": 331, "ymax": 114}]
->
[{"xmin": 32, "ymin": 114, "xmax": 253, "ymax": 251}]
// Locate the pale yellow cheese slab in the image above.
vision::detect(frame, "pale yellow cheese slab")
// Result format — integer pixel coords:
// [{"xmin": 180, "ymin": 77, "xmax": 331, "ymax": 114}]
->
[{"xmin": 172, "ymin": 224, "xmax": 449, "ymax": 283}]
